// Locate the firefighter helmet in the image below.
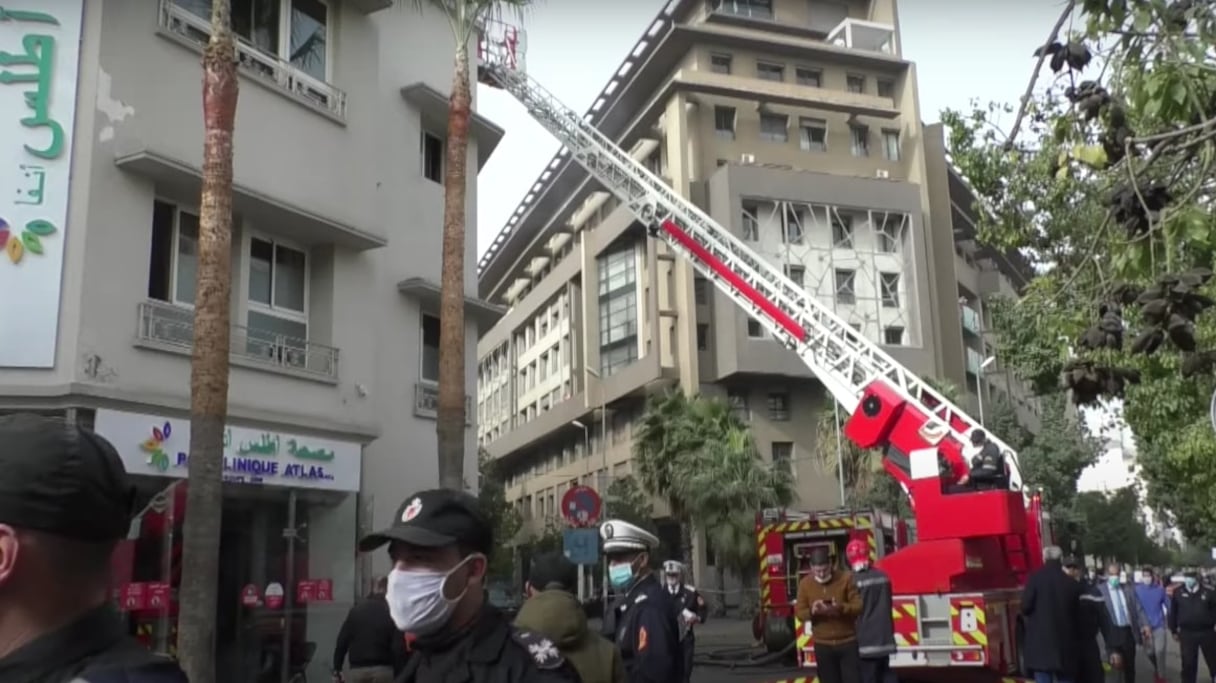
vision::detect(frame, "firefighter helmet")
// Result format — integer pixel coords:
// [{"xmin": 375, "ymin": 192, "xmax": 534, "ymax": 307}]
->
[{"xmin": 846, "ymin": 539, "xmax": 869, "ymax": 565}]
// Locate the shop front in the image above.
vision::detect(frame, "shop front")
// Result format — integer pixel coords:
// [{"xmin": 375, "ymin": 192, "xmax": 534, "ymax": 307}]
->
[{"xmin": 94, "ymin": 408, "xmax": 363, "ymax": 683}]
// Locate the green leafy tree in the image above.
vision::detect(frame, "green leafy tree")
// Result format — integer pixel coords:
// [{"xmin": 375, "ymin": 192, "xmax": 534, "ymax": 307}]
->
[
  {"xmin": 985, "ymin": 398, "xmax": 1033, "ymax": 453},
  {"xmin": 604, "ymin": 476, "xmax": 657, "ymax": 535},
  {"xmin": 476, "ymin": 450, "xmax": 521, "ymax": 577},
  {"xmin": 1075, "ymin": 487, "xmax": 1168, "ymax": 565},
  {"xmin": 1020, "ymin": 394, "xmax": 1101, "ymax": 517},
  {"xmin": 943, "ymin": 0, "xmax": 1216, "ymax": 545}
]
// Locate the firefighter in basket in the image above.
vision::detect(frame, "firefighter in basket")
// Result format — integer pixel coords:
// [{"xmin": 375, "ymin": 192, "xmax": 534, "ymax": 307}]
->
[{"xmin": 662, "ymin": 560, "xmax": 707, "ymax": 683}]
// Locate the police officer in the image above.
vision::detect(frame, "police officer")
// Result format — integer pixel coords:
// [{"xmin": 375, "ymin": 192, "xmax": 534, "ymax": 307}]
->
[
  {"xmin": 662, "ymin": 560, "xmax": 706, "ymax": 683},
  {"xmin": 845, "ymin": 540, "xmax": 896, "ymax": 683},
  {"xmin": 600, "ymin": 520, "xmax": 683, "ymax": 683},
  {"xmin": 1169, "ymin": 569, "xmax": 1216, "ymax": 683},
  {"xmin": 0, "ymin": 413, "xmax": 188, "ymax": 683},
  {"xmin": 358, "ymin": 488, "xmax": 580, "ymax": 683}
]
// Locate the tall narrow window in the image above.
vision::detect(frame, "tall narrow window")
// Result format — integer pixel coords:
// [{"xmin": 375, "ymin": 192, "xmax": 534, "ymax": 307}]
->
[{"xmin": 714, "ymin": 106, "xmax": 736, "ymax": 140}]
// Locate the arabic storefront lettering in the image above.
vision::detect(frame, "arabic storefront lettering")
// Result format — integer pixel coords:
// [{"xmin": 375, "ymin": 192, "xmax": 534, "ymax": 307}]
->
[
  {"xmin": 0, "ymin": 2, "xmax": 82, "ymax": 369},
  {"xmin": 140, "ymin": 420, "xmax": 338, "ymax": 485},
  {"xmin": 1, "ymin": 7, "xmax": 66, "ymax": 265}
]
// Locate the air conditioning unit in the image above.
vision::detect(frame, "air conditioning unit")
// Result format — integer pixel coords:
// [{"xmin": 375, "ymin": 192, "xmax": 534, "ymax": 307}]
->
[
  {"xmin": 740, "ymin": 153, "xmax": 756, "ymax": 164},
  {"xmin": 875, "ymin": 169, "xmax": 890, "ymax": 179}
]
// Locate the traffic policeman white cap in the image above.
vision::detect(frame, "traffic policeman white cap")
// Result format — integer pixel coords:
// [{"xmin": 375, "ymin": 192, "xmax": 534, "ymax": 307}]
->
[{"xmin": 600, "ymin": 518, "xmax": 659, "ymax": 554}]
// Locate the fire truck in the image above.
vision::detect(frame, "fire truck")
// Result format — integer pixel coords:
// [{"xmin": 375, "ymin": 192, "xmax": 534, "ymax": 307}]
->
[{"xmin": 476, "ymin": 21, "xmax": 1051, "ymax": 682}]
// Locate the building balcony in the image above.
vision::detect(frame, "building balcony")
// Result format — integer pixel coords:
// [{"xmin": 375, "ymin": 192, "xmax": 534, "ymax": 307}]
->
[
  {"xmin": 135, "ymin": 300, "xmax": 340, "ymax": 381},
  {"xmin": 413, "ymin": 382, "xmax": 473, "ymax": 424},
  {"xmin": 961, "ymin": 306, "xmax": 982, "ymax": 336},
  {"xmin": 965, "ymin": 347, "xmax": 986, "ymax": 376},
  {"xmin": 158, "ymin": 0, "xmax": 347, "ymax": 120},
  {"xmin": 827, "ymin": 18, "xmax": 897, "ymax": 56}
]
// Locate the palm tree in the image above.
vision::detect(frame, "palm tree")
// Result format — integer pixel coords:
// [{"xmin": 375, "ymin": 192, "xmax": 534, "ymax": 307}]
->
[
  {"xmin": 175, "ymin": 1, "xmax": 239, "ymax": 681},
  {"xmin": 408, "ymin": 0, "xmax": 533, "ymax": 490}
]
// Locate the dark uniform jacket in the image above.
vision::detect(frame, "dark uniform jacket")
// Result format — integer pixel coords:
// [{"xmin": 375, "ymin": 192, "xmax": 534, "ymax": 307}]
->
[
  {"xmin": 666, "ymin": 582, "xmax": 707, "ymax": 641},
  {"xmin": 396, "ymin": 605, "xmax": 580, "ymax": 683},
  {"xmin": 333, "ymin": 594, "xmax": 409, "ymax": 674},
  {"xmin": 612, "ymin": 573, "xmax": 683, "ymax": 683},
  {"xmin": 1076, "ymin": 581, "xmax": 1110, "ymax": 683},
  {"xmin": 0, "ymin": 604, "xmax": 187, "ymax": 683},
  {"xmin": 852, "ymin": 567, "xmax": 897, "ymax": 658},
  {"xmin": 1169, "ymin": 584, "xmax": 1216, "ymax": 633},
  {"xmin": 1021, "ymin": 559, "xmax": 1083, "ymax": 677}
]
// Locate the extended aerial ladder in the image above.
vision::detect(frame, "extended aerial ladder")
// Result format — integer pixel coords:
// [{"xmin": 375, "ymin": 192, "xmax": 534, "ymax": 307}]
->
[{"xmin": 476, "ymin": 24, "xmax": 1048, "ymax": 598}]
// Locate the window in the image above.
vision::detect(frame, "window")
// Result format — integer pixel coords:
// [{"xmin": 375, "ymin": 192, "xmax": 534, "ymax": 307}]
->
[
  {"xmin": 785, "ymin": 264, "xmax": 805, "ymax": 287},
  {"xmin": 831, "ymin": 213, "xmax": 853, "ymax": 248},
  {"xmin": 877, "ymin": 79, "xmax": 896, "ymax": 98},
  {"xmin": 696, "ymin": 323, "xmax": 709, "ymax": 350},
  {"xmin": 771, "ymin": 441, "xmax": 793, "ymax": 472},
  {"xmin": 710, "ymin": 53, "xmax": 732, "ymax": 74},
  {"xmin": 850, "ymin": 126, "xmax": 869, "ymax": 157},
  {"xmin": 422, "ymin": 131, "xmax": 444, "ymax": 183},
  {"xmin": 883, "ymin": 326, "xmax": 904, "ymax": 345},
  {"xmin": 712, "ymin": 0, "xmax": 774, "ymax": 19},
  {"xmin": 782, "ymin": 205, "xmax": 803, "ymax": 244},
  {"xmin": 883, "ymin": 130, "xmax": 901, "ymax": 161},
  {"xmin": 184, "ymin": 0, "xmax": 330, "ymax": 83},
  {"xmin": 716, "ymin": 158, "xmax": 728, "ymax": 167},
  {"xmin": 421, "ymin": 313, "xmax": 440, "ymax": 382},
  {"xmin": 880, "ymin": 272, "xmax": 900, "ymax": 307},
  {"xmin": 747, "ymin": 318, "xmax": 764, "ymax": 338},
  {"xmin": 714, "ymin": 106, "xmax": 736, "ymax": 140},
  {"xmin": 767, "ymin": 392, "xmax": 790, "ymax": 420},
  {"xmin": 760, "ymin": 113, "xmax": 788, "ymax": 143},
  {"xmin": 834, "ymin": 269, "xmax": 856, "ymax": 304},
  {"xmin": 741, "ymin": 201, "xmax": 760, "ymax": 240},
  {"xmin": 799, "ymin": 117, "xmax": 827, "ymax": 152},
  {"xmin": 846, "ymin": 74, "xmax": 866, "ymax": 93},
  {"xmin": 756, "ymin": 62, "xmax": 785, "ymax": 81},
  {"xmin": 147, "ymin": 200, "xmax": 201, "ymax": 306},
  {"xmin": 795, "ymin": 67, "xmax": 821, "ymax": 86},
  {"xmin": 598, "ymin": 245, "xmax": 639, "ymax": 376},
  {"xmin": 727, "ymin": 390, "xmax": 750, "ymax": 418},
  {"xmin": 694, "ymin": 277, "xmax": 709, "ymax": 305},
  {"xmin": 246, "ymin": 236, "xmax": 308, "ymax": 362}
]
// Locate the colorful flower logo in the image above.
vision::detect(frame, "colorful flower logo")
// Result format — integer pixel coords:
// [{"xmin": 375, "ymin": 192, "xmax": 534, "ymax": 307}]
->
[
  {"xmin": 0, "ymin": 217, "xmax": 57, "ymax": 264},
  {"xmin": 140, "ymin": 421, "xmax": 173, "ymax": 472}
]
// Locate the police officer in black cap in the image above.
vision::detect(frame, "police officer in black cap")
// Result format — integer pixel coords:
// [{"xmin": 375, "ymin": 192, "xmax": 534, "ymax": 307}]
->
[
  {"xmin": 0, "ymin": 413, "xmax": 188, "ymax": 683},
  {"xmin": 358, "ymin": 488, "xmax": 581, "ymax": 683}
]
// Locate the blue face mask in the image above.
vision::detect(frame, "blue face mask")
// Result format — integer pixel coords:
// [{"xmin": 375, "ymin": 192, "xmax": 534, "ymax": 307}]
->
[
  {"xmin": 1185, "ymin": 577, "xmax": 1198, "ymax": 590},
  {"xmin": 609, "ymin": 562, "xmax": 635, "ymax": 589},
  {"xmin": 1108, "ymin": 576, "xmax": 1121, "ymax": 586}
]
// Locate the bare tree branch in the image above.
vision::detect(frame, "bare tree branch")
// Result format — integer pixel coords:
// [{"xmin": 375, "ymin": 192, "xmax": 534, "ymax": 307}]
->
[{"xmin": 1004, "ymin": 0, "xmax": 1077, "ymax": 151}]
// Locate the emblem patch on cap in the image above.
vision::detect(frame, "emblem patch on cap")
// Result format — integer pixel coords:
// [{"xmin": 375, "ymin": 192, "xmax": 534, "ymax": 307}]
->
[
  {"xmin": 401, "ymin": 497, "xmax": 423, "ymax": 522},
  {"xmin": 604, "ymin": 523, "xmax": 614, "ymax": 539}
]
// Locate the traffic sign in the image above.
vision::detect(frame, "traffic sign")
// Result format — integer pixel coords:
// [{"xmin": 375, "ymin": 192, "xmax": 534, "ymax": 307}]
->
[
  {"xmin": 563, "ymin": 528, "xmax": 600, "ymax": 565},
  {"xmin": 560, "ymin": 485, "xmax": 602, "ymax": 527},
  {"xmin": 1210, "ymin": 387, "xmax": 1216, "ymax": 433}
]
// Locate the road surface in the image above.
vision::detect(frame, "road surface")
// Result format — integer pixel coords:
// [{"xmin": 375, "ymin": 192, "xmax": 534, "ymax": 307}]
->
[{"xmin": 671, "ymin": 618, "xmax": 1195, "ymax": 682}]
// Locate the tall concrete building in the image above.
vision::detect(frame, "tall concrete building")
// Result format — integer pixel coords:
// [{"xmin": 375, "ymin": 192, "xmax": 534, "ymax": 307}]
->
[
  {"xmin": 0, "ymin": 1, "xmax": 500, "ymax": 680},
  {"xmin": 474, "ymin": 0, "xmax": 1038, "ymax": 574}
]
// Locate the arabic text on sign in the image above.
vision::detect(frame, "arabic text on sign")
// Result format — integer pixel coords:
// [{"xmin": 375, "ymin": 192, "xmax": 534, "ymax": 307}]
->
[{"xmin": 0, "ymin": 30, "xmax": 66, "ymax": 160}]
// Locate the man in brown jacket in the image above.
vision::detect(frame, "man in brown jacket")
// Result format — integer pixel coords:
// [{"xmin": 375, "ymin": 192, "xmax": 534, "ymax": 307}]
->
[{"xmin": 794, "ymin": 546, "xmax": 863, "ymax": 683}]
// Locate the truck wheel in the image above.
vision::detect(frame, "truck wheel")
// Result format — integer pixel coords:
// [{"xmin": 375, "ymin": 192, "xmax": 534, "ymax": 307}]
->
[{"xmin": 762, "ymin": 615, "xmax": 794, "ymax": 654}]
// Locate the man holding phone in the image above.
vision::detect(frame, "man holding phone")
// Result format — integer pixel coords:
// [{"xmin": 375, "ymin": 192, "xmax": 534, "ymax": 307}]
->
[{"xmin": 794, "ymin": 546, "xmax": 863, "ymax": 683}]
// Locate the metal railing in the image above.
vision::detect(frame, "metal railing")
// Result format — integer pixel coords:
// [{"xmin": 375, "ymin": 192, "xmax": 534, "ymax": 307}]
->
[
  {"xmin": 158, "ymin": 0, "xmax": 347, "ymax": 119},
  {"xmin": 136, "ymin": 300, "xmax": 340, "ymax": 380},
  {"xmin": 826, "ymin": 18, "xmax": 898, "ymax": 55},
  {"xmin": 413, "ymin": 382, "xmax": 473, "ymax": 424}
]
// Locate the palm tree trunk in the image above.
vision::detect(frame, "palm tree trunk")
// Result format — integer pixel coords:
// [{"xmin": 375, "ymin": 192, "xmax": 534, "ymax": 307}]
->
[
  {"xmin": 436, "ymin": 40, "xmax": 472, "ymax": 490},
  {"xmin": 176, "ymin": 2, "xmax": 238, "ymax": 680},
  {"xmin": 679, "ymin": 515, "xmax": 695, "ymax": 584}
]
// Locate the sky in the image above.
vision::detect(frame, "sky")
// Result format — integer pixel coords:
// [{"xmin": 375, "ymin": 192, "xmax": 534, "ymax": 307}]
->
[{"xmin": 473, "ymin": 0, "xmax": 1071, "ymax": 255}]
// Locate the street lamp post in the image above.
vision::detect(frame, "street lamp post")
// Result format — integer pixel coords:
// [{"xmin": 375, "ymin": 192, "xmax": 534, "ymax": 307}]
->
[{"xmin": 977, "ymin": 356, "xmax": 996, "ymax": 425}]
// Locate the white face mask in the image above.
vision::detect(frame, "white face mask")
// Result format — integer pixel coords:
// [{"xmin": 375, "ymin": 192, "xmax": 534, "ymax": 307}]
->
[
  {"xmin": 851, "ymin": 561, "xmax": 868, "ymax": 572},
  {"xmin": 385, "ymin": 555, "xmax": 478, "ymax": 635}
]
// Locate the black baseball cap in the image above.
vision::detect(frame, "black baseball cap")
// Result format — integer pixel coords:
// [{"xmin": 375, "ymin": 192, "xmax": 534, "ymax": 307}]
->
[
  {"xmin": 0, "ymin": 413, "xmax": 135, "ymax": 541},
  {"xmin": 359, "ymin": 488, "xmax": 492, "ymax": 555},
  {"xmin": 529, "ymin": 551, "xmax": 577, "ymax": 591},
  {"xmin": 1063, "ymin": 556, "xmax": 1082, "ymax": 569}
]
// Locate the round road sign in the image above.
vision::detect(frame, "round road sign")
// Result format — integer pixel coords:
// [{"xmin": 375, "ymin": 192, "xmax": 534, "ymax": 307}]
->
[{"xmin": 561, "ymin": 485, "xmax": 602, "ymax": 527}]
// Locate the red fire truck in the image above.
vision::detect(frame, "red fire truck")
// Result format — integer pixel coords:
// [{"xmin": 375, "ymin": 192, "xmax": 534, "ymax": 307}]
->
[{"xmin": 476, "ymin": 20, "xmax": 1051, "ymax": 682}]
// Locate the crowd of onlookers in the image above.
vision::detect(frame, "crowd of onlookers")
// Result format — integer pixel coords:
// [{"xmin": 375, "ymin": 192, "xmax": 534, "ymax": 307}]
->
[{"xmin": 1023, "ymin": 547, "xmax": 1216, "ymax": 683}]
